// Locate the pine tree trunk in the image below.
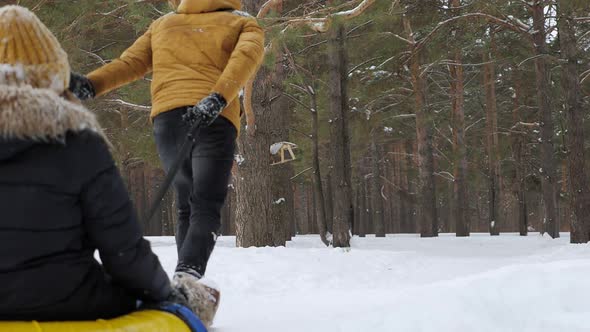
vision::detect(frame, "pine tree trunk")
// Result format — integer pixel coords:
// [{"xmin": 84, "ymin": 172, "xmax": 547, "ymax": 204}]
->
[
  {"xmin": 220, "ymin": 186, "xmax": 235, "ymax": 236},
  {"xmin": 235, "ymin": 69, "xmax": 273, "ymax": 247},
  {"xmin": 269, "ymin": 65, "xmax": 292, "ymax": 246},
  {"xmin": 404, "ymin": 140, "xmax": 417, "ymax": 233},
  {"xmin": 294, "ymin": 183, "xmax": 304, "ymax": 234},
  {"xmin": 557, "ymin": 3, "xmax": 590, "ymax": 243},
  {"xmin": 483, "ymin": 50, "xmax": 500, "ymax": 236},
  {"xmin": 325, "ymin": 172, "xmax": 334, "ymax": 233},
  {"xmin": 404, "ymin": 16, "xmax": 437, "ymax": 237},
  {"xmin": 383, "ymin": 144, "xmax": 397, "ymax": 233},
  {"xmin": 310, "ymin": 88, "xmax": 330, "ymax": 246},
  {"xmin": 512, "ymin": 72, "xmax": 528, "ymax": 236},
  {"xmin": 365, "ymin": 175, "xmax": 373, "ymax": 234},
  {"xmin": 309, "ymin": 184, "xmax": 317, "ymax": 233},
  {"xmin": 532, "ymin": 3, "xmax": 560, "ymax": 238},
  {"xmin": 371, "ymin": 132, "xmax": 386, "ymax": 237},
  {"xmin": 358, "ymin": 181, "xmax": 367, "ymax": 237},
  {"xmin": 328, "ymin": 24, "xmax": 352, "ymax": 247},
  {"xmin": 450, "ymin": 57, "xmax": 468, "ymax": 236},
  {"xmin": 449, "ymin": 0, "xmax": 469, "ymax": 237},
  {"xmin": 393, "ymin": 144, "xmax": 405, "ymax": 234},
  {"xmin": 234, "ymin": 0, "xmax": 274, "ymax": 247}
]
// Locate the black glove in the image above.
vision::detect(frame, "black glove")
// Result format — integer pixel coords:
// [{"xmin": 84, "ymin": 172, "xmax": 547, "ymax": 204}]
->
[
  {"xmin": 183, "ymin": 92, "xmax": 227, "ymax": 127},
  {"xmin": 69, "ymin": 72, "xmax": 96, "ymax": 100}
]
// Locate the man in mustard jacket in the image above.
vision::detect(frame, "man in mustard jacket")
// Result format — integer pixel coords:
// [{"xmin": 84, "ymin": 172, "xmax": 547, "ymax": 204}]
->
[{"xmin": 70, "ymin": 0, "xmax": 264, "ymax": 321}]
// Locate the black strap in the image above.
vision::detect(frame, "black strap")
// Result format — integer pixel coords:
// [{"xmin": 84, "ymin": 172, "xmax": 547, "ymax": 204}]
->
[{"xmin": 144, "ymin": 117, "xmax": 203, "ymax": 225}]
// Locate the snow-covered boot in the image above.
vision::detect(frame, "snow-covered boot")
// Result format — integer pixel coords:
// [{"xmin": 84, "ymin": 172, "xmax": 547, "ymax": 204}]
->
[{"xmin": 172, "ymin": 271, "xmax": 220, "ymax": 329}]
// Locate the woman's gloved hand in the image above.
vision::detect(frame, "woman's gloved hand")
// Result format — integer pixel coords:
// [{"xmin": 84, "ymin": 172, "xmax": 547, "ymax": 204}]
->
[{"xmin": 69, "ymin": 72, "xmax": 96, "ymax": 100}]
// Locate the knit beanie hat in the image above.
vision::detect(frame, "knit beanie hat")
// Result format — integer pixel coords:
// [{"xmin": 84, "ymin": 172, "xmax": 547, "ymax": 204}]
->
[{"xmin": 0, "ymin": 5, "xmax": 70, "ymax": 93}]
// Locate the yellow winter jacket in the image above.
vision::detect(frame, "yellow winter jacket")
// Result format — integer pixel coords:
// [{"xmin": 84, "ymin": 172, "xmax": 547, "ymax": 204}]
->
[{"xmin": 87, "ymin": 0, "xmax": 265, "ymax": 131}]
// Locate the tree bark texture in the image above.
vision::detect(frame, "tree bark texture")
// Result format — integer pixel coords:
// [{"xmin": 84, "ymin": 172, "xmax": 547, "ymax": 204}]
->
[
  {"xmin": 512, "ymin": 72, "xmax": 528, "ymax": 236},
  {"xmin": 370, "ymin": 133, "xmax": 386, "ymax": 237},
  {"xmin": 328, "ymin": 24, "xmax": 352, "ymax": 247},
  {"xmin": 310, "ymin": 87, "xmax": 330, "ymax": 245},
  {"xmin": 483, "ymin": 50, "xmax": 500, "ymax": 236},
  {"xmin": 449, "ymin": 0, "xmax": 469, "ymax": 237},
  {"xmin": 235, "ymin": 65, "xmax": 273, "ymax": 247},
  {"xmin": 404, "ymin": 16, "xmax": 438, "ymax": 237},
  {"xmin": 532, "ymin": 3, "xmax": 560, "ymax": 238},
  {"xmin": 558, "ymin": 2, "xmax": 590, "ymax": 243},
  {"xmin": 269, "ymin": 50, "xmax": 293, "ymax": 247}
]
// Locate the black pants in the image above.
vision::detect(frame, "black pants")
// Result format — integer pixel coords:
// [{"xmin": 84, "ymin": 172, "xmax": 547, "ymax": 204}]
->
[{"xmin": 154, "ymin": 107, "xmax": 236, "ymax": 277}]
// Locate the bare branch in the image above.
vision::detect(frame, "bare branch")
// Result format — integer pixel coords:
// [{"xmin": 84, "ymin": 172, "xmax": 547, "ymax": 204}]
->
[
  {"xmin": 258, "ymin": 0, "xmax": 283, "ymax": 18},
  {"xmin": 283, "ymin": 0, "xmax": 379, "ymax": 33},
  {"xmin": 290, "ymin": 127, "xmax": 313, "ymax": 140},
  {"xmin": 348, "ymin": 56, "xmax": 385, "ymax": 75},
  {"xmin": 511, "ymin": 121, "xmax": 540, "ymax": 130},
  {"xmin": 288, "ymin": 83, "xmax": 310, "ymax": 95},
  {"xmin": 149, "ymin": 4, "xmax": 165, "ymax": 16},
  {"xmin": 100, "ymin": 5, "xmax": 129, "ymax": 16},
  {"xmin": 92, "ymin": 42, "xmax": 117, "ymax": 54},
  {"xmin": 465, "ymin": 117, "xmax": 485, "ymax": 132},
  {"xmin": 283, "ymin": 92, "xmax": 312, "ymax": 110},
  {"xmin": 347, "ymin": 19, "xmax": 374, "ymax": 36},
  {"xmin": 79, "ymin": 48, "xmax": 108, "ymax": 65},
  {"xmin": 578, "ymin": 30, "xmax": 590, "ymax": 44},
  {"xmin": 104, "ymin": 99, "xmax": 151, "ymax": 111},
  {"xmin": 434, "ymin": 171, "xmax": 455, "ymax": 182},
  {"xmin": 390, "ymin": 33, "xmax": 415, "ymax": 45},
  {"xmin": 295, "ymin": 40, "xmax": 328, "ymax": 55},
  {"xmin": 290, "ymin": 167, "xmax": 313, "ymax": 180},
  {"xmin": 416, "ymin": 12, "xmax": 534, "ymax": 54},
  {"xmin": 517, "ymin": 53, "xmax": 561, "ymax": 67}
]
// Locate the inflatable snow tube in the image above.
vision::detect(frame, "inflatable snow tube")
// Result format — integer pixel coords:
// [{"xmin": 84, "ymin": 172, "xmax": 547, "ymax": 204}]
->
[{"xmin": 0, "ymin": 304, "xmax": 208, "ymax": 332}]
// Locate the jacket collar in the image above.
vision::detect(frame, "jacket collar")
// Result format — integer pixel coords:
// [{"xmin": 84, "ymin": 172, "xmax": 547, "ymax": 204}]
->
[
  {"xmin": 177, "ymin": 0, "xmax": 241, "ymax": 14},
  {"xmin": 0, "ymin": 85, "xmax": 106, "ymax": 142}
]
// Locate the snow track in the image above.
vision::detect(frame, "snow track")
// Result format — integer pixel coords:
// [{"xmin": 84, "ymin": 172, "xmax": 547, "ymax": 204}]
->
[{"xmin": 148, "ymin": 233, "xmax": 590, "ymax": 332}]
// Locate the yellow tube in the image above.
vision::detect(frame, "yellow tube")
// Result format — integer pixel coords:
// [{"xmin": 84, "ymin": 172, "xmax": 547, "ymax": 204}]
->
[{"xmin": 0, "ymin": 310, "xmax": 191, "ymax": 332}]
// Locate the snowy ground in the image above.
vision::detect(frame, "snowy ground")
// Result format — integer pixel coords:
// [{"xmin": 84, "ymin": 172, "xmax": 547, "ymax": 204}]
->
[{"xmin": 147, "ymin": 233, "xmax": 590, "ymax": 332}]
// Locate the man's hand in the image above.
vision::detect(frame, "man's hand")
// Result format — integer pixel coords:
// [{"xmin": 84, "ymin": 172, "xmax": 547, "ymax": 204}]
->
[
  {"xmin": 69, "ymin": 72, "xmax": 96, "ymax": 100},
  {"xmin": 183, "ymin": 93, "xmax": 227, "ymax": 127}
]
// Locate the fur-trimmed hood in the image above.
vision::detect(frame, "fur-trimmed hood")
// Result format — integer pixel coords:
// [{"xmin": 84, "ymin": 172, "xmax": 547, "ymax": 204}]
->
[{"xmin": 0, "ymin": 85, "xmax": 107, "ymax": 160}]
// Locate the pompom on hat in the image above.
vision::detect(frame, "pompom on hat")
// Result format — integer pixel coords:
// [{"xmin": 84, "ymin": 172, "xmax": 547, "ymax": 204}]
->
[{"xmin": 0, "ymin": 5, "xmax": 70, "ymax": 93}]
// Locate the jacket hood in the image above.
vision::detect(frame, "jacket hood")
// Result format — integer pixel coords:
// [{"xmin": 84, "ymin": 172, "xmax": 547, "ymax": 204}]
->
[
  {"xmin": 177, "ymin": 0, "xmax": 241, "ymax": 14},
  {"xmin": 0, "ymin": 84, "xmax": 107, "ymax": 160}
]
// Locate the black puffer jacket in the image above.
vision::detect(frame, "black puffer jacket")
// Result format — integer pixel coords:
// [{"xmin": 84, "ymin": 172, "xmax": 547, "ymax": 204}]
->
[{"xmin": 0, "ymin": 86, "xmax": 171, "ymax": 320}]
